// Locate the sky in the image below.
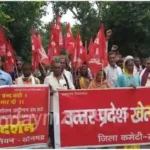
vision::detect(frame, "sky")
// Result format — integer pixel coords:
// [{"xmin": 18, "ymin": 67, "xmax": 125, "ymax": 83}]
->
[{"xmin": 41, "ymin": 3, "xmax": 77, "ymax": 26}]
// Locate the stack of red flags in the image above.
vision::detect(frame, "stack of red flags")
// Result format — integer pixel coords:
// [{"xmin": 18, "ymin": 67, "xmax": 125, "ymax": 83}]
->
[
  {"xmin": 31, "ymin": 28, "xmax": 49, "ymax": 72},
  {"xmin": 47, "ymin": 13, "xmax": 64, "ymax": 64},
  {"xmin": 1, "ymin": 13, "xmax": 108, "ymax": 75}
]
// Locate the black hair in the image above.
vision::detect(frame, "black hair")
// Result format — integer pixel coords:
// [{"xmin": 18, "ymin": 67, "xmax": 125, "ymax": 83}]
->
[
  {"xmin": 97, "ymin": 70, "xmax": 106, "ymax": 80},
  {"xmin": 108, "ymin": 51, "xmax": 116, "ymax": 58},
  {"xmin": 80, "ymin": 64, "xmax": 88, "ymax": 77},
  {"xmin": 134, "ymin": 57, "xmax": 140, "ymax": 60},
  {"xmin": 145, "ymin": 57, "xmax": 150, "ymax": 63},
  {"xmin": 22, "ymin": 63, "xmax": 32, "ymax": 70},
  {"xmin": 116, "ymin": 59, "xmax": 123, "ymax": 64},
  {"xmin": 104, "ymin": 27, "xmax": 112, "ymax": 35},
  {"xmin": 112, "ymin": 41, "xmax": 119, "ymax": 46},
  {"xmin": 83, "ymin": 61, "xmax": 87, "ymax": 66}
]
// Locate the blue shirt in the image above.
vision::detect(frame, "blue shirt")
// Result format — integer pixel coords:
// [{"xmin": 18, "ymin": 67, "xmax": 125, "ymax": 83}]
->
[
  {"xmin": 115, "ymin": 74, "xmax": 141, "ymax": 87},
  {"xmin": 0, "ymin": 70, "xmax": 13, "ymax": 86}
]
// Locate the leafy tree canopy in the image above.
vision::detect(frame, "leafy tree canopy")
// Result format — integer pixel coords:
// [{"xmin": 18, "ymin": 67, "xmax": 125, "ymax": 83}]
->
[
  {"xmin": 52, "ymin": 1, "xmax": 150, "ymax": 58},
  {"xmin": 1, "ymin": 2, "xmax": 47, "ymax": 62}
]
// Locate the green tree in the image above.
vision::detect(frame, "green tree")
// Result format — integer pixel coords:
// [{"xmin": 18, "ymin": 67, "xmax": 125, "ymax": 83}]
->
[
  {"xmin": 40, "ymin": 21, "xmax": 68, "ymax": 53},
  {"xmin": 52, "ymin": 1, "xmax": 150, "ymax": 58},
  {"xmin": 1, "ymin": 2, "xmax": 47, "ymax": 62},
  {"xmin": 99, "ymin": 1, "xmax": 150, "ymax": 57},
  {"xmin": 51, "ymin": 1, "xmax": 101, "ymax": 45}
]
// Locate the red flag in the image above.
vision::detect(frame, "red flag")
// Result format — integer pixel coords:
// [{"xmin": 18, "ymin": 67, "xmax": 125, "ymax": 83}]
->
[
  {"xmin": 99, "ymin": 24, "xmax": 108, "ymax": 67},
  {"xmin": 53, "ymin": 13, "xmax": 63, "ymax": 49},
  {"xmin": 72, "ymin": 31, "xmax": 86, "ymax": 68},
  {"xmin": 93, "ymin": 27, "xmax": 102, "ymax": 61},
  {"xmin": 47, "ymin": 22, "xmax": 60, "ymax": 64},
  {"xmin": 76, "ymin": 31, "xmax": 87, "ymax": 63},
  {"xmin": 31, "ymin": 28, "xmax": 39, "ymax": 72},
  {"xmin": 87, "ymin": 28, "xmax": 103, "ymax": 74},
  {"xmin": 64, "ymin": 23, "xmax": 75, "ymax": 55},
  {"xmin": 37, "ymin": 30, "xmax": 50, "ymax": 66},
  {"xmin": 0, "ymin": 28, "xmax": 7, "ymax": 56},
  {"xmin": 4, "ymin": 41, "xmax": 16, "ymax": 73}
]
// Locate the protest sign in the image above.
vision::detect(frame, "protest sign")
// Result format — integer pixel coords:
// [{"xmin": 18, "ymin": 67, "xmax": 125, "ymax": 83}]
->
[
  {"xmin": 55, "ymin": 88, "xmax": 150, "ymax": 148},
  {"xmin": 0, "ymin": 85, "xmax": 49, "ymax": 148}
]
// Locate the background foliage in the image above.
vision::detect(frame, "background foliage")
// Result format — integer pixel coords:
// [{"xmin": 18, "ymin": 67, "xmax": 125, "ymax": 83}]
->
[
  {"xmin": 52, "ymin": 1, "xmax": 150, "ymax": 58},
  {"xmin": 0, "ymin": 1, "xmax": 47, "ymax": 62}
]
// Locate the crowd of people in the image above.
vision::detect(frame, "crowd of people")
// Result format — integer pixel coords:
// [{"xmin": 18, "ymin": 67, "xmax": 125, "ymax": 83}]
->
[
  {"xmin": 0, "ymin": 52, "xmax": 147, "ymax": 90},
  {"xmin": 0, "ymin": 46, "xmax": 149, "ymax": 149}
]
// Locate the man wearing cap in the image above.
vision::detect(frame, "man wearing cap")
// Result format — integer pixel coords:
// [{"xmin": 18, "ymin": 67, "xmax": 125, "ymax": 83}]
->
[{"xmin": 0, "ymin": 57, "xmax": 13, "ymax": 86}]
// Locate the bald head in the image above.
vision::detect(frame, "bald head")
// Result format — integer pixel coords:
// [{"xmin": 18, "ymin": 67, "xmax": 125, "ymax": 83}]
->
[{"xmin": 53, "ymin": 61, "xmax": 62, "ymax": 77}]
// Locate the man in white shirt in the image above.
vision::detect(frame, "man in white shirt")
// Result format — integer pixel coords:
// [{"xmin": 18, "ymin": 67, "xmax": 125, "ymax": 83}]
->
[
  {"xmin": 104, "ymin": 52, "xmax": 122, "ymax": 88},
  {"xmin": 140, "ymin": 57, "xmax": 150, "ymax": 87},
  {"xmin": 60, "ymin": 56, "xmax": 74, "ymax": 83},
  {"xmin": 44, "ymin": 61, "xmax": 75, "ymax": 109},
  {"xmin": 44, "ymin": 60, "xmax": 75, "ymax": 148},
  {"xmin": 134, "ymin": 57, "xmax": 142, "ymax": 74}
]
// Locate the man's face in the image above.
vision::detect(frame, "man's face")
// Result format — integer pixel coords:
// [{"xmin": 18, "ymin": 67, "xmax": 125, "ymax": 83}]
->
[
  {"xmin": 53, "ymin": 62, "xmax": 62, "ymax": 76},
  {"xmin": 117, "ymin": 60, "xmax": 123, "ymax": 69},
  {"xmin": 23, "ymin": 66, "xmax": 32, "ymax": 77},
  {"xmin": 109, "ymin": 54, "xmax": 116, "ymax": 66},
  {"xmin": 134, "ymin": 58, "xmax": 141, "ymax": 67},
  {"xmin": 106, "ymin": 29, "xmax": 112, "ymax": 40},
  {"xmin": 146, "ymin": 60, "xmax": 150, "ymax": 71},
  {"xmin": 60, "ymin": 58, "xmax": 66, "ymax": 70},
  {"xmin": 16, "ymin": 60, "xmax": 22, "ymax": 70}
]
